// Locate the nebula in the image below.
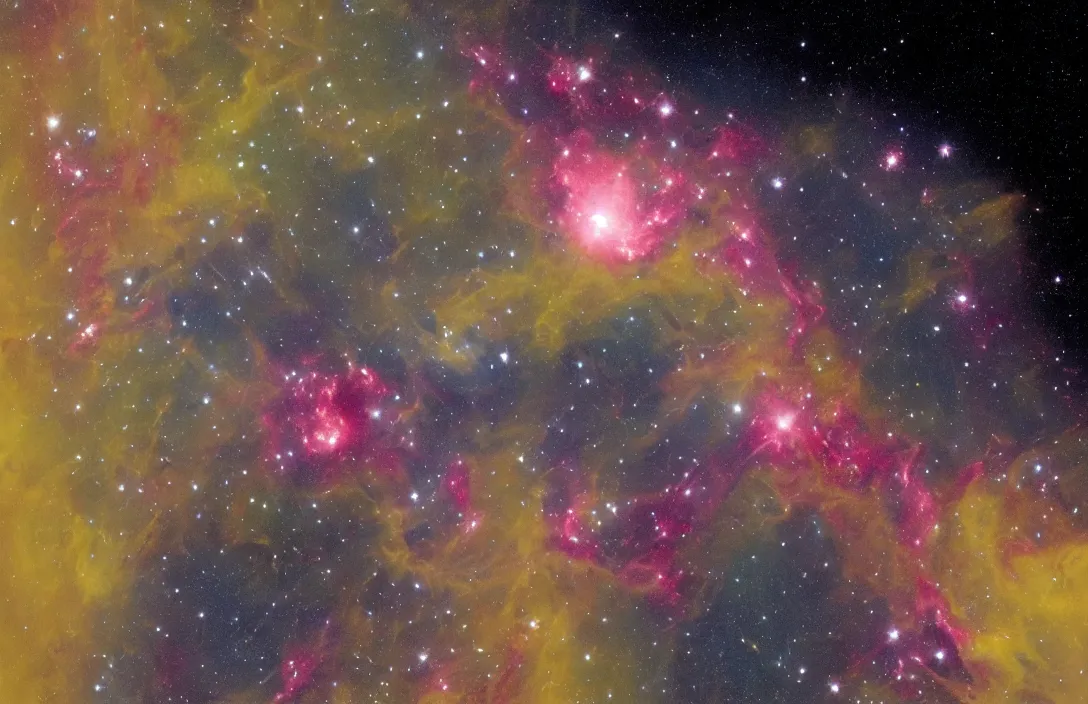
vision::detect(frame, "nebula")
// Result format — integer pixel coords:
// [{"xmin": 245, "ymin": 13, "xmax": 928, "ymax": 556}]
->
[{"xmin": 0, "ymin": 1, "xmax": 1085, "ymax": 703}]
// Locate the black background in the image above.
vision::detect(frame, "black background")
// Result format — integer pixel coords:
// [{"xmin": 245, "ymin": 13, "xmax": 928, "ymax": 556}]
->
[{"xmin": 598, "ymin": 0, "xmax": 1085, "ymax": 365}]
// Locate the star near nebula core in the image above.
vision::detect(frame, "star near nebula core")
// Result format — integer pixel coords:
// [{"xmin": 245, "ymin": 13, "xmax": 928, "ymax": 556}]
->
[{"xmin": 0, "ymin": 1, "xmax": 1086, "ymax": 703}]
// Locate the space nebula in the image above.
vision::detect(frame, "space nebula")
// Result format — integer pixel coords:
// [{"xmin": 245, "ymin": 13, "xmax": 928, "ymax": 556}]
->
[{"xmin": 1, "ymin": 1, "xmax": 1086, "ymax": 703}]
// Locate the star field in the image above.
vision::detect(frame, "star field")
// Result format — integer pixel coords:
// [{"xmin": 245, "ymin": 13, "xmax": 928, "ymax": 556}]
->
[{"xmin": 0, "ymin": 1, "xmax": 1085, "ymax": 703}]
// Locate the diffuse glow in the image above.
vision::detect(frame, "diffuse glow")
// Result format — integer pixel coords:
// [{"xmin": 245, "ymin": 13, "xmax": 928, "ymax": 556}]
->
[{"xmin": 0, "ymin": 3, "xmax": 1083, "ymax": 704}]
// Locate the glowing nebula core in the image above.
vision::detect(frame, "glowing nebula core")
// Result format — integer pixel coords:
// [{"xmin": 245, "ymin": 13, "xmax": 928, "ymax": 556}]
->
[{"xmin": 551, "ymin": 130, "xmax": 689, "ymax": 261}]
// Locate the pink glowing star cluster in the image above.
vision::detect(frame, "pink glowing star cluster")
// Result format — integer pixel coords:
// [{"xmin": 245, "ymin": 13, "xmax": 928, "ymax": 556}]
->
[
  {"xmin": 263, "ymin": 364, "xmax": 394, "ymax": 479},
  {"xmin": 550, "ymin": 130, "xmax": 689, "ymax": 261}
]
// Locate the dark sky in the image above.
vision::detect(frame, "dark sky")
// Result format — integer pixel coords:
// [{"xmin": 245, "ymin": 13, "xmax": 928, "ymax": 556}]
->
[{"xmin": 598, "ymin": 0, "xmax": 1086, "ymax": 364}]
